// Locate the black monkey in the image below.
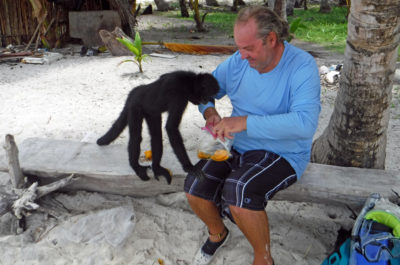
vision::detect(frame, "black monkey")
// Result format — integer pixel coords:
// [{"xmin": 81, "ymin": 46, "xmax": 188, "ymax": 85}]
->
[{"xmin": 97, "ymin": 70, "xmax": 219, "ymax": 184}]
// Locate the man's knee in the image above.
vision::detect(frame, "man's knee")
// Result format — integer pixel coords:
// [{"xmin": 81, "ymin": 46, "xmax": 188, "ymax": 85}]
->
[
  {"xmin": 186, "ymin": 192, "xmax": 197, "ymax": 203},
  {"xmin": 229, "ymin": 205, "xmax": 249, "ymax": 218},
  {"xmin": 186, "ymin": 192, "xmax": 211, "ymax": 205},
  {"xmin": 228, "ymin": 205, "xmax": 267, "ymax": 219}
]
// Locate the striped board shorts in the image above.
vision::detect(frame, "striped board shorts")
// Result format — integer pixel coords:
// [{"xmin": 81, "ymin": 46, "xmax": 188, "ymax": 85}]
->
[{"xmin": 184, "ymin": 149, "xmax": 297, "ymax": 219}]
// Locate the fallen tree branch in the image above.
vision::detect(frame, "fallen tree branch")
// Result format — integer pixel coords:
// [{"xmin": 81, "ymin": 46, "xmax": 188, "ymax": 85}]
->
[
  {"xmin": 12, "ymin": 182, "xmax": 40, "ymax": 219},
  {"xmin": 0, "ymin": 52, "xmax": 33, "ymax": 58},
  {"xmin": 36, "ymin": 174, "xmax": 78, "ymax": 198},
  {"xmin": 1, "ymin": 135, "xmax": 79, "ymax": 235},
  {"xmin": 12, "ymin": 174, "xmax": 78, "ymax": 219},
  {"xmin": 4, "ymin": 134, "xmax": 24, "ymax": 189},
  {"xmin": 0, "ymin": 174, "xmax": 78, "ymax": 219},
  {"xmin": 1, "ymin": 135, "xmax": 79, "ymax": 221}
]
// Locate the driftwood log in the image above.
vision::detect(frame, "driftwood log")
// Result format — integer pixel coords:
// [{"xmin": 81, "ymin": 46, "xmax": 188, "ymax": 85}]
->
[
  {"xmin": 99, "ymin": 27, "xmax": 133, "ymax": 56},
  {"xmin": 1, "ymin": 135, "xmax": 78, "ymax": 221},
  {"xmin": 154, "ymin": 0, "xmax": 170, "ymax": 11},
  {"xmin": 0, "ymin": 137, "xmax": 399, "ymax": 208},
  {"xmin": 0, "ymin": 51, "xmax": 33, "ymax": 58},
  {"xmin": 0, "ymin": 174, "xmax": 77, "ymax": 219},
  {"xmin": 4, "ymin": 134, "xmax": 24, "ymax": 189}
]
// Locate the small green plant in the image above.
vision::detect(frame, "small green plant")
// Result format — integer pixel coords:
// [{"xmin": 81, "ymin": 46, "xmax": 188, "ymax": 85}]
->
[
  {"xmin": 288, "ymin": 17, "xmax": 306, "ymax": 42},
  {"xmin": 117, "ymin": 32, "xmax": 148, "ymax": 73}
]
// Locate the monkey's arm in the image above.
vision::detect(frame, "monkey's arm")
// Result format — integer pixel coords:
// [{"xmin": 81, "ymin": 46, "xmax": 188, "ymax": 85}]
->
[
  {"xmin": 165, "ymin": 103, "xmax": 194, "ymax": 172},
  {"xmin": 146, "ymin": 113, "xmax": 172, "ymax": 184}
]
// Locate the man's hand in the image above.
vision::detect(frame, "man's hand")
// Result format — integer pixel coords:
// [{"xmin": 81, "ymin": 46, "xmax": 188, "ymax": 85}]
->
[
  {"xmin": 204, "ymin": 107, "xmax": 221, "ymax": 129},
  {"xmin": 212, "ymin": 116, "xmax": 247, "ymax": 141}
]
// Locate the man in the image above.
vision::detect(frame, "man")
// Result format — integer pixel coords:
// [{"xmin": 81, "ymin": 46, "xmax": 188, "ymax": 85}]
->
[{"xmin": 184, "ymin": 6, "xmax": 321, "ymax": 265}]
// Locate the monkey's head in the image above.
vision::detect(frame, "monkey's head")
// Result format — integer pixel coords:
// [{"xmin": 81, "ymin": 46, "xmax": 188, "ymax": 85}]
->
[{"xmin": 190, "ymin": 73, "xmax": 220, "ymax": 105}]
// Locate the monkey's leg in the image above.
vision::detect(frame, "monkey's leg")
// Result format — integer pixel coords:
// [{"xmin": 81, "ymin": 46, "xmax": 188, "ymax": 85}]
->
[
  {"xmin": 166, "ymin": 125, "xmax": 206, "ymax": 180},
  {"xmin": 128, "ymin": 110, "xmax": 150, "ymax": 181},
  {"xmin": 97, "ymin": 107, "xmax": 128, "ymax": 145},
  {"xmin": 146, "ymin": 114, "xmax": 172, "ymax": 184},
  {"xmin": 165, "ymin": 118, "xmax": 194, "ymax": 173}
]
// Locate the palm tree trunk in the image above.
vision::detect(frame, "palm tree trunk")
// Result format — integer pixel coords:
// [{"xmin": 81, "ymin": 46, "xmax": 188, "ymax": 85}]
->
[
  {"xmin": 311, "ymin": 0, "xmax": 400, "ymax": 169},
  {"xmin": 108, "ymin": 0, "xmax": 137, "ymax": 37},
  {"xmin": 193, "ymin": 0, "xmax": 207, "ymax": 32},
  {"xmin": 274, "ymin": 0, "xmax": 287, "ymax": 20},
  {"xmin": 286, "ymin": 0, "xmax": 295, "ymax": 16},
  {"xmin": 179, "ymin": 0, "xmax": 189, "ymax": 17},
  {"xmin": 267, "ymin": 0, "xmax": 287, "ymax": 20},
  {"xmin": 319, "ymin": 0, "xmax": 331, "ymax": 13}
]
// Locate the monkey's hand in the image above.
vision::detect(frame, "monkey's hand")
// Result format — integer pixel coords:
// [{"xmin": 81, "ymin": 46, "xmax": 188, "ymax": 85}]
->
[
  {"xmin": 187, "ymin": 164, "xmax": 206, "ymax": 182},
  {"xmin": 97, "ymin": 136, "xmax": 111, "ymax": 146},
  {"xmin": 152, "ymin": 166, "xmax": 172, "ymax": 184},
  {"xmin": 135, "ymin": 165, "xmax": 151, "ymax": 182}
]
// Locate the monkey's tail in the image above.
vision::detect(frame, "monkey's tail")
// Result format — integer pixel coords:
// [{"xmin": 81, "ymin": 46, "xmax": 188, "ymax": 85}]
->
[{"xmin": 97, "ymin": 107, "xmax": 128, "ymax": 145}]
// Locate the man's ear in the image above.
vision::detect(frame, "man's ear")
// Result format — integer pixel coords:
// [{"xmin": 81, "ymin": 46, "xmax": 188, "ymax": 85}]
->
[{"xmin": 267, "ymin": 31, "xmax": 278, "ymax": 46}]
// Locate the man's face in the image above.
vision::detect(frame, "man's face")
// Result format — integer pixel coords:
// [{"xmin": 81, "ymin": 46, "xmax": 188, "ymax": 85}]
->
[{"xmin": 234, "ymin": 19, "xmax": 275, "ymax": 73}]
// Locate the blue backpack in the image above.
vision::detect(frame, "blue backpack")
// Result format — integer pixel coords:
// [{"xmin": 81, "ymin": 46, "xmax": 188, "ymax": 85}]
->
[
  {"xmin": 322, "ymin": 193, "xmax": 400, "ymax": 265},
  {"xmin": 322, "ymin": 238, "xmax": 351, "ymax": 265}
]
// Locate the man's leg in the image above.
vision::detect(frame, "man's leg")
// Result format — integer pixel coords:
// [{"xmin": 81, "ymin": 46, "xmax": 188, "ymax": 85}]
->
[
  {"xmin": 186, "ymin": 194, "xmax": 227, "ymax": 242},
  {"xmin": 221, "ymin": 151, "xmax": 296, "ymax": 265},
  {"xmin": 184, "ymin": 158, "xmax": 234, "ymax": 265},
  {"xmin": 230, "ymin": 206, "xmax": 273, "ymax": 265},
  {"xmin": 184, "ymin": 158, "xmax": 233, "ymax": 243}
]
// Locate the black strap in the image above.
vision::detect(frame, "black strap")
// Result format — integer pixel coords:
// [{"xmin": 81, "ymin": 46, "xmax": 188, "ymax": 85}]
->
[{"xmin": 371, "ymin": 221, "xmax": 392, "ymax": 234}]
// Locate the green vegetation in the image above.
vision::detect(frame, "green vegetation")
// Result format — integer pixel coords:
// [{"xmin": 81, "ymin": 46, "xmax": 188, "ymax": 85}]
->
[
  {"xmin": 287, "ymin": 17, "xmax": 306, "ymax": 42},
  {"xmin": 161, "ymin": 10, "xmax": 237, "ymax": 34},
  {"xmin": 289, "ymin": 5, "xmax": 399, "ymax": 59},
  {"xmin": 287, "ymin": 5, "xmax": 348, "ymax": 54},
  {"xmin": 200, "ymin": 12, "xmax": 237, "ymax": 33},
  {"xmin": 163, "ymin": 5, "xmax": 399, "ymax": 59},
  {"xmin": 163, "ymin": 5, "xmax": 348, "ymax": 52}
]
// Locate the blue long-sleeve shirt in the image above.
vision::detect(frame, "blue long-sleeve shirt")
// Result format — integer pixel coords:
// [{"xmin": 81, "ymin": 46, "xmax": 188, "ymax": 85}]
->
[{"xmin": 199, "ymin": 42, "xmax": 321, "ymax": 178}]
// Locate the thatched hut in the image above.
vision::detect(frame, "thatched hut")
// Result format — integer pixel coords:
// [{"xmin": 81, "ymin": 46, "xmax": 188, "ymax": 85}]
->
[{"xmin": 0, "ymin": 0, "xmax": 134, "ymax": 48}]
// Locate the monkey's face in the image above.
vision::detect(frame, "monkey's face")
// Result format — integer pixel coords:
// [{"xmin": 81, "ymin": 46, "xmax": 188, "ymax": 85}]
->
[
  {"xmin": 198, "ymin": 94, "xmax": 215, "ymax": 105},
  {"xmin": 190, "ymin": 73, "xmax": 220, "ymax": 105}
]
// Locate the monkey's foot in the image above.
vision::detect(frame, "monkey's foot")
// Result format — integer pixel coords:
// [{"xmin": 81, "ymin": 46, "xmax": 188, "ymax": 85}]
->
[
  {"xmin": 134, "ymin": 165, "xmax": 151, "ymax": 181},
  {"xmin": 183, "ymin": 163, "xmax": 195, "ymax": 173},
  {"xmin": 184, "ymin": 163, "xmax": 206, "ymax": 181},
  {"xmin": 189, "ymin": 165, "xmax": 206, "ymax": 182},
  {"xmin": 152, "ymin": 166, "xmax": 172, "ymax": 184},
  {"xmin": 96, "ymin": 136, "xmax": 111, "ymax": 146}
]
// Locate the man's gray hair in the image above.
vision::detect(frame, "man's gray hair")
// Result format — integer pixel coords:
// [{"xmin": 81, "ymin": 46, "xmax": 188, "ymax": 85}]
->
[{"xmin": 235, "ymin": 6, "xmax": 289, "ymax": 42}]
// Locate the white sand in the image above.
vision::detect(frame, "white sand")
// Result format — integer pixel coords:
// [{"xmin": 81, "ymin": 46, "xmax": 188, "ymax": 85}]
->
[{"xmin": 1, "ymin": 23, "xmax": 399, "ymax": 264}]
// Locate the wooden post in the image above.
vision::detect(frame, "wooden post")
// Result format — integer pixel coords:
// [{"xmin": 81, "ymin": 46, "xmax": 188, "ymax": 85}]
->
[
  {"xmin": 4, "ymin": 134, "xmax": 25, "ymax": 189},
  {"xmin": 24, "ymin": 18, "xmax": 43, "ymax": 51}
]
